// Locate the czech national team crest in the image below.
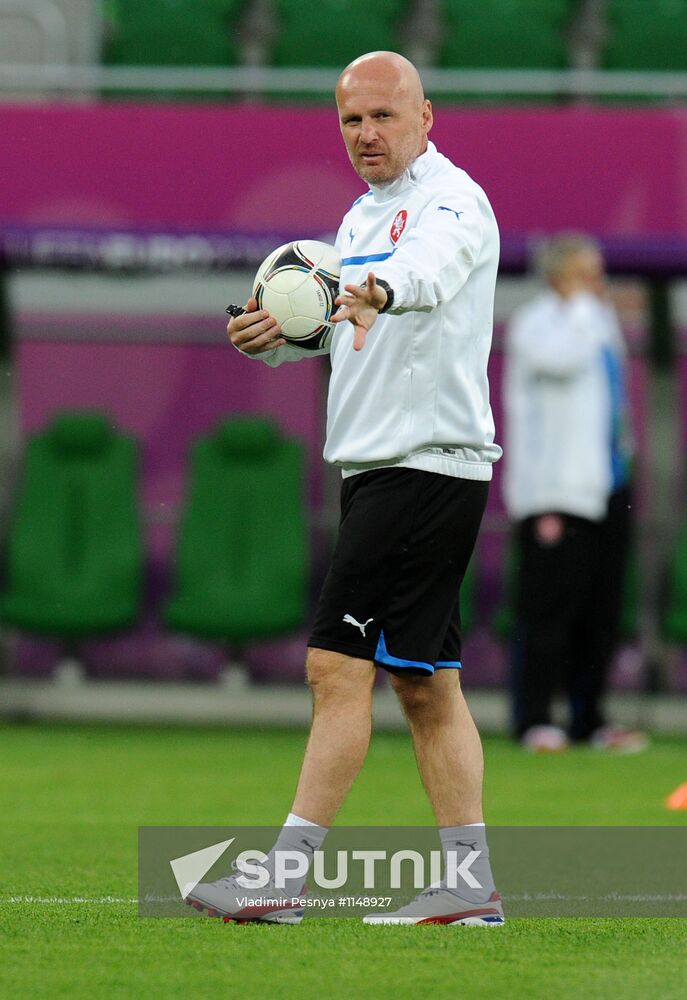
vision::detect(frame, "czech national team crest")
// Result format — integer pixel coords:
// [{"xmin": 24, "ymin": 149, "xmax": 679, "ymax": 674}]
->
[{"xmin": 390, "ymin": 209, "xmax": 408, "ymax": 244}]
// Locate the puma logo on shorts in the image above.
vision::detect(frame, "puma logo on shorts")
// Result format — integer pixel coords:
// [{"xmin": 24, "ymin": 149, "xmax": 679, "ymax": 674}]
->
[{"xmin": 343, "ymin": 614, "xmax": 374, "ymax": 637}]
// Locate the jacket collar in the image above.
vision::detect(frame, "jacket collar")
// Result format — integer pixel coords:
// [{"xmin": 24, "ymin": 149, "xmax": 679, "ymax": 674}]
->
[{"xmin": 368, "ymin": 141, "xmax": 438, "ymax": 202}]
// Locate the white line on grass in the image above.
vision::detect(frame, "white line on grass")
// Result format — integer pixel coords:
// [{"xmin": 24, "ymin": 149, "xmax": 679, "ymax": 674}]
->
[
  {"xmin": 2, "ymin": 893, "xmax": 687, "ymax": 904},
  {"xmin": 2, "ymin": 896, "xmax": 138, "ymax": 904},
  {"xmin": 507, "ymin": 893, "xmax": 687, "ymax": 902}
]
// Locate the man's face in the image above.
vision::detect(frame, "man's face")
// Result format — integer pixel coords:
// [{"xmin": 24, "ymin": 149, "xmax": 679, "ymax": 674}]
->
[
  {"xmin": 336, "ymin": 72, "xmax": 432, "ymax": 186},
  {"xmin": 554, "ymin": 249, "xmax": 605, "ymax": 299}
]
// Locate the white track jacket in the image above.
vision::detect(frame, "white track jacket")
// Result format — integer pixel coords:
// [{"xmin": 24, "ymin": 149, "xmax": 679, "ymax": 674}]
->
[
  {"xmin": 255, "ymin": 141, "xmax": 501, "ymax": 481},
  {"xmin": 503, "ymin": 289, "xmax": 630, "ymax": 521}
]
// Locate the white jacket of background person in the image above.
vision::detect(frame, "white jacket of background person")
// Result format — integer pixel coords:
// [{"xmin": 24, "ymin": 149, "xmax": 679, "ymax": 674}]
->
[
  {"xmin": 256, "ymin": 141, "xmax": 502, "ymax": 482},
  {"xmin": 503, "ymin": 289, "xmax": 627, "ymax": 522}
]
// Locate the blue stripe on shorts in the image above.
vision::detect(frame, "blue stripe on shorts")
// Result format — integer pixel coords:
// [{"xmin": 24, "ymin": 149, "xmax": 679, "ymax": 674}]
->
[{"xmin": 374, "ymin": 630, "xmax": 462, "ymax": 675}]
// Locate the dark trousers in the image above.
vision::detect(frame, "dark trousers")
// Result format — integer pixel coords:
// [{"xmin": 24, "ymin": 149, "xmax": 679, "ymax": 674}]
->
[{"xmin": 512, "ymin": 486, "xmax": 632, "ymax": 741}]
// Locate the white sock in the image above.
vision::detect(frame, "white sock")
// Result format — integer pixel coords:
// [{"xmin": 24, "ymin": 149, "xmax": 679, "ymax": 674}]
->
[
  {"xmin": 284, "ymin": 812, "xmax": 323, "ymax": 828},
  {"xmin": 439, "ymin": 822, "xmax": 496, "ymax": 902},
  {"xmin": 266, "ymin": 813, "xmax": 328, "ymax": 894}
]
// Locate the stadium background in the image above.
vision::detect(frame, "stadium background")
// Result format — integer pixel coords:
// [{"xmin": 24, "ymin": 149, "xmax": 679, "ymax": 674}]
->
[
  {"xmin": 2, "ymin": 0, "xmax": 687, "ymax": 718},
  {"xmin": 0, "ymin": 5, "xmax": 686, "ymax": 999}
]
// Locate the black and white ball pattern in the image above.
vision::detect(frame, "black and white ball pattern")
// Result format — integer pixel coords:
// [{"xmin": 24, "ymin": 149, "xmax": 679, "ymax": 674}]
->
[{"xmin": 253, "ymin": 240, "xmax": 341, "ymax": 350}]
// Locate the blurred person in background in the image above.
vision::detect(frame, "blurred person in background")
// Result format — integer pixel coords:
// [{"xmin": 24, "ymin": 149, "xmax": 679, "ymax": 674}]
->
[{"xmin": 503, "ymin": 233, "xmax": 646, "ymax": 753}]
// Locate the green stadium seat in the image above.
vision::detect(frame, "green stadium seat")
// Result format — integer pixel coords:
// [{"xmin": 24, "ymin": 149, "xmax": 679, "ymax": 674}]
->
[
  {"xmin": 0, "ymin": 411, "xmax": 143, "ymax": 637},
  {"xmin": 105, "ymin": 0, "xmax": 241, "ymax": 67},
  {"xmin": 438, "ymin": 0, "xmax": 574, "ymax": 70},
  {"xmin": 664, "ymin": 523, "xmax": 687, "ymax": 642},
  {"xmin": 491, "ymin": 538, "xmax": 517, "ymax": 642},
  {"xmin": 164, "ymin": 416, "xmax": 309, "ymax": 642},
  {"xmin": 270, "ymin": 0, "xmax": 407, "ymax": 68},
  {"xmin": 619, "ymin": 546, "xmax": 639, "ymax": 641},
  {"xmin": 604, "ymin": 1, "xmax": 687, "ymax": 71},
  {"xmin": 435, "ymin": 1, "xmax": 576, "ymax": 105}
]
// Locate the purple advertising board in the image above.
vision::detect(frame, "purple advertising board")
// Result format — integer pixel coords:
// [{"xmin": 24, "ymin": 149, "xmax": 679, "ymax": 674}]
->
[{"xmin": 1, "ymin": 103, "xmax": 687, "ymax": 270}]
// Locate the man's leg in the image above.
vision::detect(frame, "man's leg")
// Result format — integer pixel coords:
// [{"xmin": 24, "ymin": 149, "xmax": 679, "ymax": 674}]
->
[
  {"xmin": 362, "ymin": 668, "xmax": 503, "ymax": 925},
  {"xmin": 512, "ymin": 514, "xmax": 585, "ymax": 746},
  {"xmin": 390, "ymin": 669, "xmax": 482, "ymax": 825},
  {"xmin": 569, "ymin": 487, "xmax": 631, "ymax": 741},
  {"xmin": 292, "ymin": 647, "xmax": 376, "ymax": 825},
  {"xmin": 186, "ymin": 647, "xmax": 375, "ymax": 921}
]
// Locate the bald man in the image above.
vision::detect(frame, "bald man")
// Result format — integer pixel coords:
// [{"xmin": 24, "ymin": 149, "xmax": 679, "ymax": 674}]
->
[{"xmin": 188, "ymin": 52, "xmax": 504, "ymax": 926}]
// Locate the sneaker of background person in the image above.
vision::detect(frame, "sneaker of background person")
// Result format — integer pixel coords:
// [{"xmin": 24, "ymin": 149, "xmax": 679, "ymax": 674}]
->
[
  {"xmin": 363, "ymin": 884, "xmax": 505, "ymax": 926},
  {"xmin": 521, "ymin": 724, "xmax": 570, "ymax": 752},
  {"xmin": 588, "ymin": 726, "xmax": 649, "ymax": 753}
]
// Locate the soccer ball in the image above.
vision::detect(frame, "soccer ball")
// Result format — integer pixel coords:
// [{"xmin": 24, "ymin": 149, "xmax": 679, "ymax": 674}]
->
[{"xmin": 253, "ymin": 240, "xmax": 341, "ymax": 350}]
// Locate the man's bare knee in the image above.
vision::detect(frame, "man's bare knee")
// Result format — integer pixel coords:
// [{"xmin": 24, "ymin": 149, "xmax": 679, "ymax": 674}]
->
[
  {"xmin": 305, "ymin": 647, "xmax": 375, "ymax": 705},
  {"xmin": 390, "ymin": 669, "xmax": 460, "ymax": 719},
  {"xmin": 390, "ymin": 672, "xmax": 434, "ymax": 713}
]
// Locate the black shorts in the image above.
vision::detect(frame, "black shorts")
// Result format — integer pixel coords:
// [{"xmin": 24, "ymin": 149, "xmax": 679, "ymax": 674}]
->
[{"xmin": 308, "ymin": 468, "xmax": 488, "ymax": 676}]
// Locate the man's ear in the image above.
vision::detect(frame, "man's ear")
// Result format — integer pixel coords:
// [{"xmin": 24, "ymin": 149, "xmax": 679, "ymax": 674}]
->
[{"xmin": 423, "ymin": 100, "xmax": 434, "ymax": 134}]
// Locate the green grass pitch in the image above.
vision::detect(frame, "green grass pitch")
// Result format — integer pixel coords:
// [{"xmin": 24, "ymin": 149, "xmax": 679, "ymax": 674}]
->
[{"xmin": 1, "ymin": 722, "xmax": 686, "ymax": 999}]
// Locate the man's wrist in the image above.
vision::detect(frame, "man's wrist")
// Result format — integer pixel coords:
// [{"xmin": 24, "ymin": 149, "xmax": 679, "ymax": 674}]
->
[{"xmin": 375, "ymin": 279, "xmax": 395, "ymax": 313}]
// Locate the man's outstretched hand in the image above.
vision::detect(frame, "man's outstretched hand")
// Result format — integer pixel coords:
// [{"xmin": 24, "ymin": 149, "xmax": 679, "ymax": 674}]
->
[{"xmin": 332, "ymin": 272, "xmax": 388, "ymax": 351}]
